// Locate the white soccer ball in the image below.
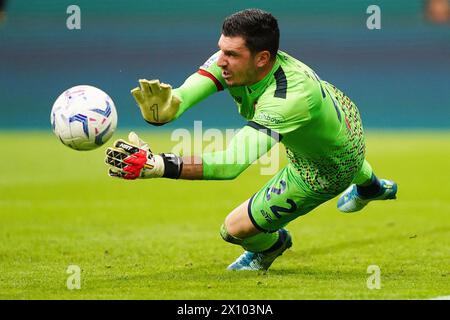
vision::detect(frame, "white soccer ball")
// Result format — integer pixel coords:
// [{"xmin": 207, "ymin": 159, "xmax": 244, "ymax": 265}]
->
[{"xmin": 51, "ymin": 85, "xmax": 118, "ymax": 150}]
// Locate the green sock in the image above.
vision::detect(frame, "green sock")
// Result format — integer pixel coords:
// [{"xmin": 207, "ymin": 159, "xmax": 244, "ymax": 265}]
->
[{"xmin": 241, "ymin": 231, "xmax": 279, "ymax": 253}]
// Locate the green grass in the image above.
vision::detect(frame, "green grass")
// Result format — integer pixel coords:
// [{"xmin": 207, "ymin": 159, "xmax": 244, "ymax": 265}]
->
[{"xmin": 0, "ymin": 130, "xmax": 449, "ymax": 299}]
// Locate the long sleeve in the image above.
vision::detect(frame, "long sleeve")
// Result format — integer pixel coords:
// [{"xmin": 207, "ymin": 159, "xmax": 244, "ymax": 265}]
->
[
  {"xmin": 171, "ymin": 72, "xmax": 218, "ymax": 119},
  {"xmin": 172, "ymin": 51, "xmax": 227, "ymax": 120},
  {"xmin": 202, "ymin": 124, "xmax": 279, "ymax": 180}
]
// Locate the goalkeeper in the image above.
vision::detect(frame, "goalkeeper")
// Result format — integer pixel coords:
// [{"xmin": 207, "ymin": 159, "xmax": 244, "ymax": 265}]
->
[{"xmin": 105, "ymin": 9, "xmax": 398, "ymax": 271}]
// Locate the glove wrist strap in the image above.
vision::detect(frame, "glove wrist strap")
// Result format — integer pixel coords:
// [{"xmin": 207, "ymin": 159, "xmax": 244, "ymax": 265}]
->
[
  {"xmin": 160, "ymin": 153, "xmax": 183, "ymax": 179},
  {"xmin": 147, "ymin": 155, "xmax": 165, "ymax": 178}
]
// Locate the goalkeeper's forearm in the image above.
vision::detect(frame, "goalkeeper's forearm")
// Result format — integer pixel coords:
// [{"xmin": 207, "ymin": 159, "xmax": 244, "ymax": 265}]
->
[
  {"xmin": 106, "ymin": 125, "xmax": 276, "ymax": 180},
  {"xmin": 177, "ymin": 124, "xmax": 278, "ymax": 180},
  {"xmin": 178, "ymin": 155, "xmax": 249, "ymax": 180},
  {"xmin": 178, "ymin": 156, "xmax": 203, "ymax": 180}
]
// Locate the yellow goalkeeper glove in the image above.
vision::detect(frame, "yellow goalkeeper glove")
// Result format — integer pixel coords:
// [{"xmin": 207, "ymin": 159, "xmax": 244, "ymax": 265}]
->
[{"xmin": 130, "ymin": 79, "xmax": 181, "ymax": 125}]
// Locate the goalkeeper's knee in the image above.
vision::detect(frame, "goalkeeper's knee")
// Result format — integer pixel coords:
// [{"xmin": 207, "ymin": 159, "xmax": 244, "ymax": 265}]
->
[{"xmin": 220, "ymin": 224, "xmax": 244, "ymax": 245}]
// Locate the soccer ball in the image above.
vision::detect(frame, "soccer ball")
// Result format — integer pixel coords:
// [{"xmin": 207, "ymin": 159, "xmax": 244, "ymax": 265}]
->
[{"xmin": 51, "ymin": 85, "xmax": 118, "ymax": 150}]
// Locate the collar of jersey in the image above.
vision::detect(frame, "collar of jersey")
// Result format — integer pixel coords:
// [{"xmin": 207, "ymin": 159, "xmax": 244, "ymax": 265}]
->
[{"xmin": 246, "ymin": 57, "xmax": 281, "ymax": 100}]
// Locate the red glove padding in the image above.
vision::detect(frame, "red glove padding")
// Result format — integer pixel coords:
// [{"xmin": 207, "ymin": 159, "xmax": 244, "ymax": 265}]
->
[{"xmin": 122, "ymin": 149, "xmax": 148, "ymax": 180}]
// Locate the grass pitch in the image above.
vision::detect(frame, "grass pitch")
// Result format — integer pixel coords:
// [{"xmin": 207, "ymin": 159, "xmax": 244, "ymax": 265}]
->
[{"xmin": 0, "ymin": 130, "xmax": 449, "ymax": 300}]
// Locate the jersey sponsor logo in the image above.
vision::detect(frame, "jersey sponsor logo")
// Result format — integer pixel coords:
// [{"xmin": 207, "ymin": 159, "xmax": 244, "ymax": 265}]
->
[
  {"xmin": 200, "ymin": 52, "xmax": 220, "ymax": 69},
  {"xmin": 255, "ymin": 112, "xmax": 283, "ymax": 125}
]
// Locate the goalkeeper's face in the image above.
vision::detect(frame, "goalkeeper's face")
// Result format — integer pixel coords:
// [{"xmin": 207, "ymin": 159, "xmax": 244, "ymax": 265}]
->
[{"xmin": 217, "ymin": 35, "xmax": 269, "ymax": 87}]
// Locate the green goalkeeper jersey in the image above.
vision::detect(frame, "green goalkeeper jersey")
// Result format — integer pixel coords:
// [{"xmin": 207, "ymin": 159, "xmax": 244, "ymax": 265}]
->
[{"xmin": 173, "ymin": 50, "xmax": 366, "ymax": 195}]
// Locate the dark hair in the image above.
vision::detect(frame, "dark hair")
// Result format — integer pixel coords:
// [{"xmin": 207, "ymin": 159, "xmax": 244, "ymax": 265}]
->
[{"xmin": 222, "ymin": 9, "xmax": 279, "ymax": 60}]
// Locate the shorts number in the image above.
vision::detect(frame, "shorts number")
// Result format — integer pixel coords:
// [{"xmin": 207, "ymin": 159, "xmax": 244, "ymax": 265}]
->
[
  {"xmin": 265, "ymin": 180, "xmax": 298, "ymax": 218},
  {"xmin": 270, "ymin": 199, "xmax": 298, "ymax": 218},
  {"xmin": 266, "ymin": 180, "xmax": 287, "ymax": 201}
]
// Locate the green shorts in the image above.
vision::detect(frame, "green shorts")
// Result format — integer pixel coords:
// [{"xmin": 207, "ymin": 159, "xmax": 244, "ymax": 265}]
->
[{"xmin": 248, "ymin": 165, "xmax": 336, "ymax": 233}]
